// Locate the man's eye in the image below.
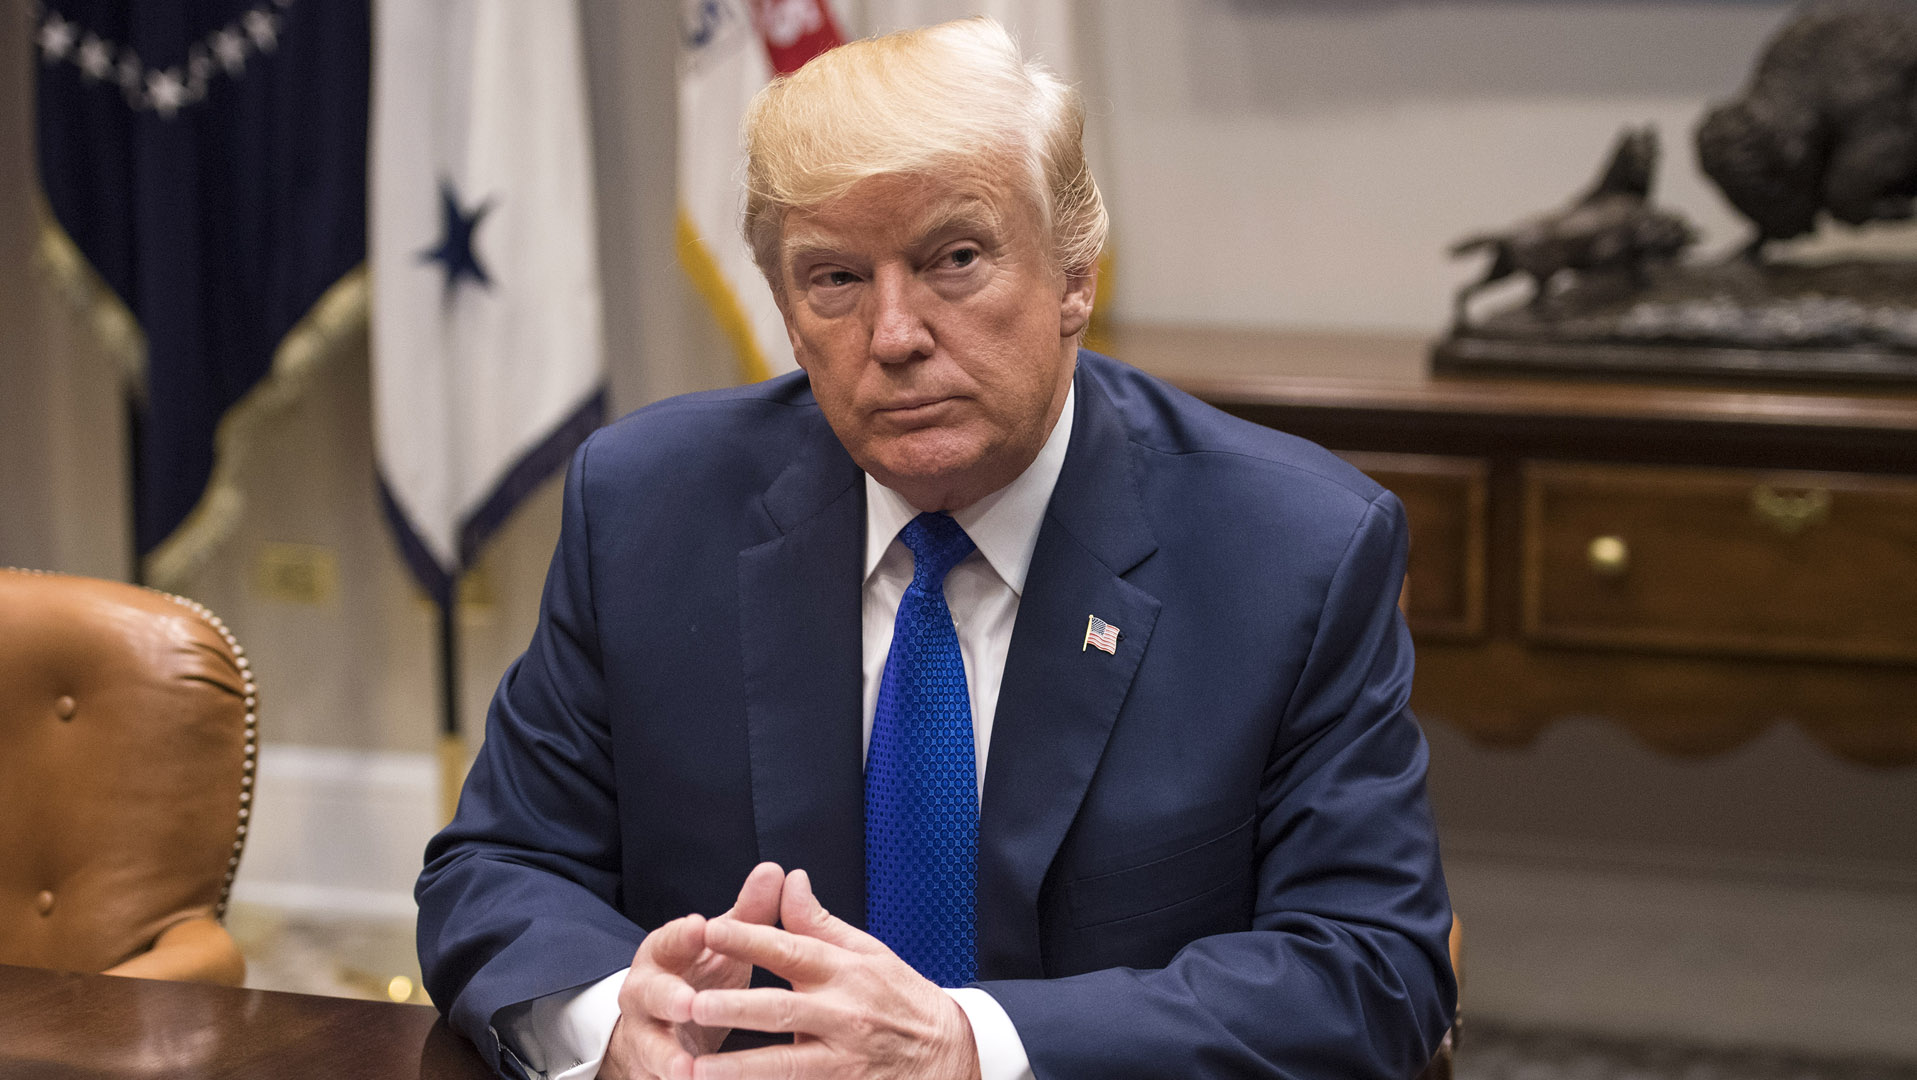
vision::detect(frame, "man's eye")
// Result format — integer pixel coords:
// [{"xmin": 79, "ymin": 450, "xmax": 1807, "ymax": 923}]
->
[
  {"xmin": 945, "ymin": 247, "xmax": 979, "ymax": 268},
  {"xmin": 815, "ymin": 269, "xmax": 858, "ymax": 288}
]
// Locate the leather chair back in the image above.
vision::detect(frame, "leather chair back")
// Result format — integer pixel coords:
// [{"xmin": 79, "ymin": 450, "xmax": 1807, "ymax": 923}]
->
[{"xmin": 0, "ymin": 569, "xmax": 256, "ymax": 983}]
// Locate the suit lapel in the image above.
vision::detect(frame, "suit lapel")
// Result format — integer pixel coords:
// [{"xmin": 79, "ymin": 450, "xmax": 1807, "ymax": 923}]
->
[
  {"xmin": 737, "ymin": 430, "xmax": 870, "ymax": 927},
  {"xmin": 976, "ymin": 367, "xmax": 1160, "ymax": 979}
]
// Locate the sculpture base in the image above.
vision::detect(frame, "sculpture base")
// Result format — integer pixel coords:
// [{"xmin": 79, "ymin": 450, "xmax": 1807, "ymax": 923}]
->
[{"xmin": 1436, "ymin": 258, "xmax": 1917, "ymax": 386}]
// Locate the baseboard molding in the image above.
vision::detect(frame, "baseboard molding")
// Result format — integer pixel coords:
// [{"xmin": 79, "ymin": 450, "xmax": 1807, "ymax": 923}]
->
[
  {"xmin": 228, "ymin": 881, "xmax": 421, "ymax": 921},
  {"xmin": 1443, "ymin": 827, "xmax": 1917, "ymax": 893},
  {"xmin": 1446, "ymin": 851, "xmax": 1917, "ymax": 1060},
  {"xmin": 229, "ymin": 744, "xmax": 438, "ymax": 921}
]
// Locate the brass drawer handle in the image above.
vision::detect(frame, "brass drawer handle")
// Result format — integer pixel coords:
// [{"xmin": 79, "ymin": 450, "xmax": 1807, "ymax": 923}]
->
[
  {"xmin": 1750, "ymin": 485, "xmax": 1830, "ymax": 536},
  {"xmin": 1587, "ymin": 535, "xmax": 1629, "ymax": 577}
]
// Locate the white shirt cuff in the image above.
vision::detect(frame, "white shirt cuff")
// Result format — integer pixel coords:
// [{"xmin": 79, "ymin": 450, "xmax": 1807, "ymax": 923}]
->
[
  {"xmin": 947, "ymin": 986, "xmax": 1036, "ymax": 1080},
  {"xmin": 496, "ymin": 967, "xmax": 628, "ymax": 1080}
]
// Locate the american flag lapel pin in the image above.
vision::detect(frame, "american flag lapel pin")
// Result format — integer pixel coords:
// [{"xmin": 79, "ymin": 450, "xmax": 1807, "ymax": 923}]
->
[{"xmin": 1083, "ymin": 614, "xmax": 1120, "ymax": 654}]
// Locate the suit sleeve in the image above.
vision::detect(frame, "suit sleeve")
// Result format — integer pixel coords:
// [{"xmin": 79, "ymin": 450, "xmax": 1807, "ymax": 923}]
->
[
  {"xmin": 415, "ymin": 437, "xmax": 648, "ymax": 1074},
  {"xmin": 978, "ymin": 492, "xmax": 1457, "ymax": 1080}
]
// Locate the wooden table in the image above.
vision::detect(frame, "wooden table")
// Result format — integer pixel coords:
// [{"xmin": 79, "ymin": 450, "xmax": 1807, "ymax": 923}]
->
[
  {"xmin": 1116, "ymin": 324, "xmax": 1917, "ymax": 766},
  {"xmin": 0, "ymin": 963, "xmax": 492, "ymax": 1079}
]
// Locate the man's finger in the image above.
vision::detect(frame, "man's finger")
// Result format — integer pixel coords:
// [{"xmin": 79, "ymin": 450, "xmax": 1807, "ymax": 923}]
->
[
  {"xmin": 640, "ymin": 1035, "xmax": 696, "ymax": 1080},
  {"xmin": 701, "ymin": 918, "xmax": 842, "ymax": 984},
  {"xmin": 780, "ymin": 868, "xmax": 886, "ymax": 955},
  {"xmin": 642, "ymin": 913, "xmax": 711, "ymax": 974},
  {"xmin": 631, "ymin": 964, "xmax": 698, "ymax": 1025},
  {"xmin": 688, "ymin": 986, "xmax": 832, "ymax": 1037},
  {"xmin": 689, "ymin": 1039, "xmax": 832, "ymax": 1080},
  {"xmin": 723, "ymin": 861, "xmax": 785, "ymax": 928},
  {"xmin": 610, "ymin": 1014, "xmax": 695, "ymax": 1080}
]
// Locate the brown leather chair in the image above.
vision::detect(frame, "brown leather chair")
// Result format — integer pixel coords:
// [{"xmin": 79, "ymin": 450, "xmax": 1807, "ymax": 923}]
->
[
  {"xmin": 0, "ymin": 568, "xmax": 257, "ymax": 985},
  {"xmin": 1417, "ymin": 916, "xmax": 1465, "ymax": 1080}
]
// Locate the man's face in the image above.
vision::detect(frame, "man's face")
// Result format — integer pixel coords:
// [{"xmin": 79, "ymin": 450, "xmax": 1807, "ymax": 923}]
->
[{"xmin": 777, "ymin": 161, "xmax": 1095, "ymax": 512}]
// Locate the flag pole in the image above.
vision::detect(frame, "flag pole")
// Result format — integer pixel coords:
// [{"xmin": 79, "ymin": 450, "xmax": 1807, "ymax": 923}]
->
[{"xmin": 437, "ymin": 588, "xmax": 463, "ymax": 825}]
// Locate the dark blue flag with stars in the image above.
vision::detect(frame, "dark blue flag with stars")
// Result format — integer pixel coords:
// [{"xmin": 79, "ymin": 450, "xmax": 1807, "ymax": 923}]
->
[{"xmin": 34, "ymin": 0, "xmax": 369, "ymax": 570}]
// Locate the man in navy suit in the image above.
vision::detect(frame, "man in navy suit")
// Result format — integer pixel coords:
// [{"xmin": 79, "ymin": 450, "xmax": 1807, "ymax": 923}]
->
[{"xmin": 417, "ymin": 17, "xmax": 1453, "ymax": 1080}]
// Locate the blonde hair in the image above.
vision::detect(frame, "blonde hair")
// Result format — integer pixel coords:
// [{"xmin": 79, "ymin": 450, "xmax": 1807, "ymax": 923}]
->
[{"xmin": 742, "ymin": 17, "xmax": 1106, "ymax": 296}]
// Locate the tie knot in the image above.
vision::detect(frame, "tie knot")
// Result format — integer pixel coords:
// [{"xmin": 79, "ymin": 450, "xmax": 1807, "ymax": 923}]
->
[{"xmin": 900, "ymin": 512, "xmax": 975, "ymax": 589}]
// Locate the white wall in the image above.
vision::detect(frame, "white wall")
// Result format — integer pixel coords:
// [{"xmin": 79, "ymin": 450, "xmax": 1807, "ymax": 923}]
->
[{"xmin": 1095, "ymin": 0, "xmax": 1798, "ymax": 332}]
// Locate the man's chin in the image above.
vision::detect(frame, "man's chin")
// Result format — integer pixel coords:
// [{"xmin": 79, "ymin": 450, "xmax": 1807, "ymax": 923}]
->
[
  {"xmin": 862, "ymin": 428, "xmax": 979, "ymax": 477},
  {"xmin": 860, "ymin": 445, "xmax": 986, "ymax": 509},
  {"xmin": 862, "ymin": 436, "xmax": 1045, "ymax": 513}
]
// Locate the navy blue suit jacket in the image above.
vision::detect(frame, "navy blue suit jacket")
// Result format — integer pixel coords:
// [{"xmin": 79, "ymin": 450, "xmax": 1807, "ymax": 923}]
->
[{"xmin": 417, "ymin": 351, "xmax": 1456, "ymax": 1079}]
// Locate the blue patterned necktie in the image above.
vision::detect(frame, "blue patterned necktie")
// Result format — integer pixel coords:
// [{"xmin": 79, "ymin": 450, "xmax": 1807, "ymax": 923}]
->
[{"xmin": 865, "ymin": 511, "xmax": 979, "ymax": 987}]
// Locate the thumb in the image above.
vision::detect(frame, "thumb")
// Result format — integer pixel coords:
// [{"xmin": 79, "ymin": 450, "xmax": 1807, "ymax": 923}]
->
[
  {"xmin": 782, "ymin": 869, "xmax": 885, "ymax": 954},
  {"xmin": 724, "ymin": 861, "xmax": 786, "ymax": 927}
]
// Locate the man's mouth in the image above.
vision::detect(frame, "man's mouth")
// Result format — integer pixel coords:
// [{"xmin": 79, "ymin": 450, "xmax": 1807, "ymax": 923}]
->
[{"xmin": 875, "ymin": 396, "xmax": 956, "ymax": 420}]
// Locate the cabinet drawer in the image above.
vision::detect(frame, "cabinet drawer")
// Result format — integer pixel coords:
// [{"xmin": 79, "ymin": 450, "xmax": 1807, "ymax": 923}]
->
[
  {"xmin": 1339, "ymin": 452, "xmax": 1487, "ymax": 640},
  {"xmin": 1522, "ymin": 462, "xmax": 1917, "ymax": 663}
]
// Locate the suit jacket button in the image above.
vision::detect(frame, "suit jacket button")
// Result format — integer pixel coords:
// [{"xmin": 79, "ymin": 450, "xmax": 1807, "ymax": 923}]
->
[{"xmin": 36, "ymin": 890, "xmax": 55, "ymax": 916}]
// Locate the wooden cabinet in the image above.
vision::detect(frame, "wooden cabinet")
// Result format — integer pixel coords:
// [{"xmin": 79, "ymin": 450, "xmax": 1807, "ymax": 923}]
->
[
  {"xmin": 1116, "ymin": 325, "xmax": 1917, "ymax": 766},
  {"xmin": 1520, "ymin": 463, "xmax": 1917, "ymax": 666},
  {"xmin": 1339, "ymin": 452, "xmax": 1487, "ymax": 641}
]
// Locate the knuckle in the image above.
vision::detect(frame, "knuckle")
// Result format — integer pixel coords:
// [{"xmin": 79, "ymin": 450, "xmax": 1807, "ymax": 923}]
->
[
  {"xmin": 843, "ymin": 1000, "xmax": 883, "ymax": 1043},
  {"xmin": 642, "ymin": 977, "xmax": 682, "ymax": 1019},
  {"xmin": 777, "ymin": 936, "xmax": 807, "ymax": 969},
  {"xmin": 622, "ymin": 972, "xmax": 659, "ymax": 1012}
]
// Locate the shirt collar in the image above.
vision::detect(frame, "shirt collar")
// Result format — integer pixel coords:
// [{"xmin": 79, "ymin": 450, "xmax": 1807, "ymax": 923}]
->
[{"xmin": 863, "ymin": 380, "xmax": 1076, "ymax": 596}]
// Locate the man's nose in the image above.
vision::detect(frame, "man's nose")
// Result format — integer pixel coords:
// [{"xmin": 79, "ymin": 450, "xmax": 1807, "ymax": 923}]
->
[{"xmin": 868, "ymin": 266, "xmax": 934, "ymax": 363}]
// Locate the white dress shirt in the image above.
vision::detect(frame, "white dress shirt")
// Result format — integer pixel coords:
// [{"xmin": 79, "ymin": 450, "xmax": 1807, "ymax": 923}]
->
[{"xmin": 497, "ymin": 386, "xmax": 1075, "ymax": 1080}]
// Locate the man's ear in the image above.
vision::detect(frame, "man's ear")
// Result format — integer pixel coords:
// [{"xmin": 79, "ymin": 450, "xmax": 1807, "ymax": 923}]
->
[{"xmin": 1059, "ymin": 265, "xmax": 1097, "ymax": 339}]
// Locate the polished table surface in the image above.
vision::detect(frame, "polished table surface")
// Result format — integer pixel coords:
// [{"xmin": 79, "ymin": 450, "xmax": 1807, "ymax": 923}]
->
[{"xmin": 0, "ymin": 963, "xmax": 493, "ymax": 1079}]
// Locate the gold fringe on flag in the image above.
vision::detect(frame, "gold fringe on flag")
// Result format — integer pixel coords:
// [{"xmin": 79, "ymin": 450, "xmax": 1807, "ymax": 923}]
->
[
  {"xmin": 677, "ymin": 207, "xmax": 774, "ymax": 385},
  {"xmin": 34, "ymin": 198, "xmax": 369, "ymax": 590},
  {"xmin": 1084, "ymin": 244, "xmax": 1117, "ymax": 356},
  {"xmin": 33, "ymin": 194, "xmax": 144, "ymax": 393}
]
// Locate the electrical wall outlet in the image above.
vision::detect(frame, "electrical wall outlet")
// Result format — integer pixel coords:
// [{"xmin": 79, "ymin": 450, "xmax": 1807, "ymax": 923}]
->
[{"xmin": 253, "ymin": 542, "xmax": 340, "ymax": 607}]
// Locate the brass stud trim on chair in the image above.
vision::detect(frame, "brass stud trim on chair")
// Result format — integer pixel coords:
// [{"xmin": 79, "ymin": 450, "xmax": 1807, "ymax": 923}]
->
[{"xmin": 159, "ymin": 590, "xmax": 258, "ymax": 922}]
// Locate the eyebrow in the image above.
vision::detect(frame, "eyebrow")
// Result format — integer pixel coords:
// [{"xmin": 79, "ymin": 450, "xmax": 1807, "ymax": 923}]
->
[
  {"xmin": 914, "ymin": 196, "xmax": 1003, "ymax": 244},
  {"xmin": 781, "ymin": 193, "xmax": 1006, "ymax": 269}
]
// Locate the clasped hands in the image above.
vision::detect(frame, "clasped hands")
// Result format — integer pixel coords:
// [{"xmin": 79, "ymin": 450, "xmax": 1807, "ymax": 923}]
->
[{"xmin": 601, "ymin": 862, "xmax": 983, "ymax": 1080}]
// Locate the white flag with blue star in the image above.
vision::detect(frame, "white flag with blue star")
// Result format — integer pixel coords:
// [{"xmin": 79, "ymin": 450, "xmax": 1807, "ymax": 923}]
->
[{"xmin": 371, "ymin": 0, "xmax": 604, "ymax": 608}]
